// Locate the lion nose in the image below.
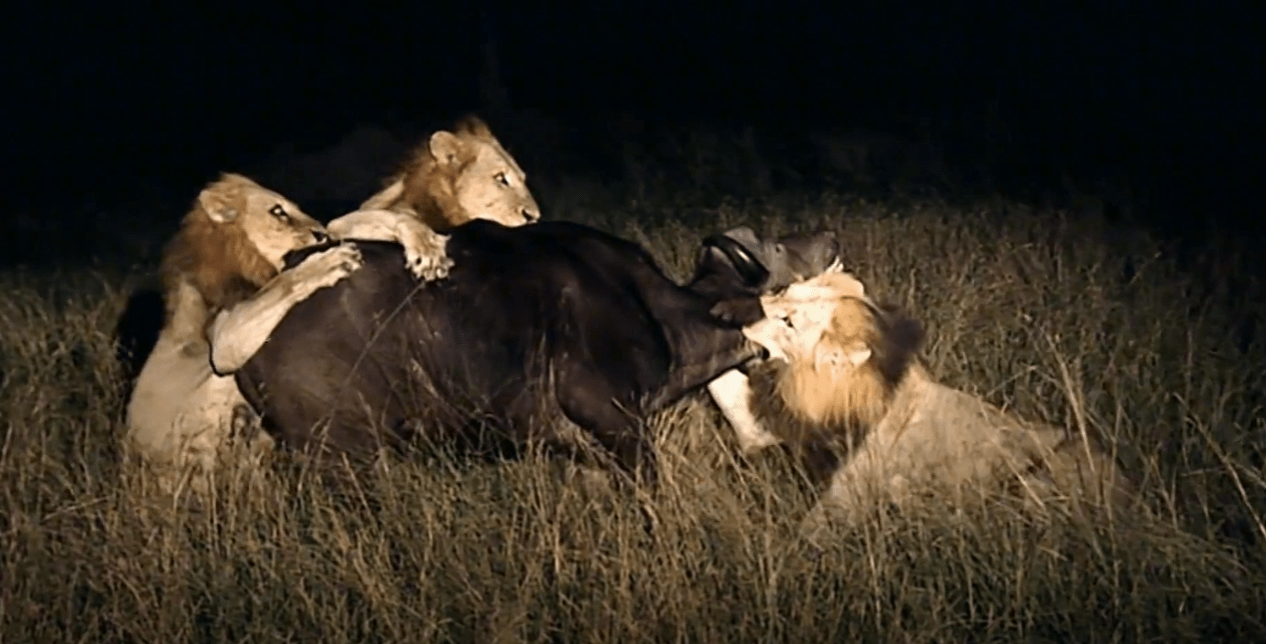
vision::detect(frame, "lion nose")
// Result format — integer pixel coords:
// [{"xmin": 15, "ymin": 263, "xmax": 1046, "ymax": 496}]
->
[
  {"xmin": 522, "ymin": 208, "xmax": 540, "ymax": 224},
  {"xmin": 312, "ymin": 230, "xmax": 331, "ymax": 244}
]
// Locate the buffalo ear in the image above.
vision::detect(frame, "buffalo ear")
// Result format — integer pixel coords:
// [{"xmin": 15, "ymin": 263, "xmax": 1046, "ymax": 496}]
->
[{"xmin": 710, "ymin": 297, "xmax": 766, "ymax": 326}]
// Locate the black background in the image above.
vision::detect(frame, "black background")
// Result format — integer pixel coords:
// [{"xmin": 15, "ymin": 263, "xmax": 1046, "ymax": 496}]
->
[{"xmin": 6, "ymin": 0, "xmax": 1258, "ymax": 231}]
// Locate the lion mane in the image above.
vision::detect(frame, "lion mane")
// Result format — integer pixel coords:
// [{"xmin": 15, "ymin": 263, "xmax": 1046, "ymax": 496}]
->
[
  {"xmin": 159, "ymin": 173, "xmax": 293, "ymax": 326},
  {"xmin": 359, "ymin": 115, "xmax": 541, "ymax": 231},
  {"xmin": 125, "ymin": 173, "xmax": 333, "ymax": 494},
  {"xmin": 746, "ymin": 291, "xmax": 925, "ymax": 486},
  {"xmin": 742, "ymin": 272, "xmax": 1136, "ymax": 530},
  {"xmin": 159, "ymin": 173, "xmax": 336, "ymax": 328}
]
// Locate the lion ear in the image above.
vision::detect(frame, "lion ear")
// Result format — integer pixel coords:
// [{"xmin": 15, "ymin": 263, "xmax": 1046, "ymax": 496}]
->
[
  {"xmin": 814, "ymin": 341, "xmax": 871, "ymax": 373},
  {"xmin": 428, "ymin": 130, "xmax": 466, "ymax": 166},
  {"xmin": 198, "ymin": 186, "xmax": 241, "ymax": 223}
]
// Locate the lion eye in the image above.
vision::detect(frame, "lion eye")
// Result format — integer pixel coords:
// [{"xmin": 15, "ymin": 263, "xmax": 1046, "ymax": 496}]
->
[
  {"xmin": 269, "ymin": 204, "xmax": 291, "ymax": 222},
  {"xmin": 494, "ymin": 171, "xmax": 509, "ymax": 186}
]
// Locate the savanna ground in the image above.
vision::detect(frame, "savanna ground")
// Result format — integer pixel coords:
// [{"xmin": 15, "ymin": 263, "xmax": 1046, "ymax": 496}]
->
[{"xmin": 2, "ymin": 117, "xmax": 1264, "ymax": 642}]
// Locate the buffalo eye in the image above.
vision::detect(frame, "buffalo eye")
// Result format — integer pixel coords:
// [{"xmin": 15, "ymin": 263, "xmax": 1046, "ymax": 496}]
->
[
  {"xmin": 269, "ymin": 204, "xmax": 291, "ymax": 222},
  {"xmin": 494, "ymin": 171, "xmax": 509, "ymax": 186}
]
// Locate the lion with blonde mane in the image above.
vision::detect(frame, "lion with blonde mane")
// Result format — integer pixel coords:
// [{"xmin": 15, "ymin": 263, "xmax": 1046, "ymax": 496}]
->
[
  {"xmin": 209, "ymin": 115, "xmax": 542, "ymax": 372},
  {"xmin": 126, "ymin": 172, "xmax": 453, "ymax": 495},
  {"xmin": 735, "ymin": 272, "xmax": 1136, "ymax": 537},
  {"xmin": 208, "ymin": 115, "xmax": 543, "ymax": 369},
  {"xmin": 358, "ymin": 115, "xmax": 540, "ymax": 230}
]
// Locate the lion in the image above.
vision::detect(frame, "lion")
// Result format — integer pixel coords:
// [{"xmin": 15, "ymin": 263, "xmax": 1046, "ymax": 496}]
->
[
  {"xmin": 735, "ymin": 271, "xmax": 1137, "ymax": 537},
  {"xmin": 125, "ymin": 117, "xmax": 541, "ymax": 496},
  {"xmin": 124, "ymin": 173, "xmax": 453, "ymax": 496},
  {"xmin": 207, "ymin": 116, "xmax": 543, "ymax": 372},
  {"xmin": 207, "ymin": 116, "xmax": 541, "ymax": 372},
  {"xmin": 358, "ymin": 115, "xmax": 541, "ymax": 231}
]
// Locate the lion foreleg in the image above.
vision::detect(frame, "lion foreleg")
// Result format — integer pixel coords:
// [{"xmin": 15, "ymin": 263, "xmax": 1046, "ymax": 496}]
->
[
  {"xmin": 208, "ymin": 244, "xmax": 364, "ymax": 375},
  {"xmin": 799, "ymin": 439, "xmax": 915, "ymax": 539},
  {"xmin": 706, "ymin": 369, "xmax": 782, "ymax": 455},
  {"xmin": 327, "ymin": 208, "xmax": 453, "ymax": 282}
]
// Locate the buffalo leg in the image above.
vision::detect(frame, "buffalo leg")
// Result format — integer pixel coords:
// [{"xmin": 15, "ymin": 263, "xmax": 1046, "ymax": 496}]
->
[
  {"xmin": 554, "ymin": 363, "xmax": 657, "ymax": 489},
  {"xmin": 705, "ymin": 369, "xmax": 781, "ymax": 454},
  {"xmin": 646, "ymin": 328, "xmax": 763, "ymax": 413},
  {"xmin": 552, "ymin": 375, "xmax": 663, "ymax": 536},
  {"xmin": 617, "ymin": 264, "xmax": 764, "ymax": 406}
]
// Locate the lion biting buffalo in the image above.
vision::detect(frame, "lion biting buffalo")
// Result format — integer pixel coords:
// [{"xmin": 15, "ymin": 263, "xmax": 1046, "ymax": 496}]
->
[
  {"xmin": 734, "ymin": 271, "xmax": 1138, "ymax": 539},
  {"xmin": 119, "ymin": 116, "xmax": 539, "ymax": 494}
]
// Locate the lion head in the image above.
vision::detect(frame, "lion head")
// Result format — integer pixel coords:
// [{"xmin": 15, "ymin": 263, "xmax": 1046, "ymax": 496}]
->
[
  {"xmin": 359, "ymin": 115, "xmax": 541, "ymax": 231},
  {"xmin": 160, "ymin": 172, "xmax": 330, "ymax": 324},
  {"xmin": 744, "ymin": 272, "xmax": 924, "ymax": 429}
]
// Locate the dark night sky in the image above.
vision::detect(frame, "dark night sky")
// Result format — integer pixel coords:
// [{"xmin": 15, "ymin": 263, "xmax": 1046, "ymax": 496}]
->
[{"xmin": 7, "ymin": 0, "xmax": 1258, "ymax": 221}]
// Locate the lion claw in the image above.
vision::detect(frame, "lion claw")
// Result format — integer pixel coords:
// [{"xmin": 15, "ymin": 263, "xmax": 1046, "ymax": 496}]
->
[
  {"xmin": 302, "ymin": 244, "xmax": 364, "ymax": 290},
  {"xmin": 404, "ymin": 233, "xmax": 454, "ymax": 283}
]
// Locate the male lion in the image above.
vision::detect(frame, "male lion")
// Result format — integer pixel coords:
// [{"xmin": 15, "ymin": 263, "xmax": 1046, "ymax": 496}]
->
[
  {"xmin": 737, "ymin": 272, "xmax": 1136, "ymax": 537},
  {"xmin": 205, "ymin": 116, "xmax": 543, "ymax": 375},
  {"xmin": 358, "ymin": 115, "xmax": 541, "ymax": 231},
  {"xmin": 125, "ymin": 172, "xmax": 452, "ymax": 495}
]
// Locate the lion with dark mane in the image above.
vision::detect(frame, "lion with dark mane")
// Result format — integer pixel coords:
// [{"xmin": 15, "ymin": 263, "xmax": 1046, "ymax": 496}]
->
[{"xmin": 736, "ymin": 272, "xmax": 1137, "ymax": 537}]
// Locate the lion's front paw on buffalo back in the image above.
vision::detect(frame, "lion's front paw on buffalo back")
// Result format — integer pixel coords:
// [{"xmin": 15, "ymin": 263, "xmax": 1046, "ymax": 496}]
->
[
  {"xmin": 407, "ymin": 253, "xmax": 455, "ymax": 282},
  {"xmin": 299, "ymin": 244, "xmax": 364, "ymax": 291},
  {"xmin": 404, "ymin": 235, "xmax": 454, "ymax": 282},
  {"xmin": 710, "ymin": 298, "xmax": 766, "ymax": 326},
  {"xmin": 323, "ymin": 244, "xmax": 364, "ymax": 276}
]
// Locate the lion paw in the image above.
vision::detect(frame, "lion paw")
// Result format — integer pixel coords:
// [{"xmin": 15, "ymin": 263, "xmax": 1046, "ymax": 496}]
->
[
  {"xmin": 300, "ymin": 244, "xmax": 364, "ymax": 290},
  {"xmin": 403, "ymin": 232, "xmax": 454, "ymax": 282}
]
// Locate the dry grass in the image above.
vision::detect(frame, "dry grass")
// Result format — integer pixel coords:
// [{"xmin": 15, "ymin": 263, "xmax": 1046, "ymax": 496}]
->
[{"xmin": 2, "ymin": 192, "xmax": 1264, "ymax": 642}]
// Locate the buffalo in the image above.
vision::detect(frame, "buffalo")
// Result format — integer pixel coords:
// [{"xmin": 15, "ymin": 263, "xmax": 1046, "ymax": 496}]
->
[{"xmin": 231, "ymin": 220, "xmax": 840, "ymax": 489}]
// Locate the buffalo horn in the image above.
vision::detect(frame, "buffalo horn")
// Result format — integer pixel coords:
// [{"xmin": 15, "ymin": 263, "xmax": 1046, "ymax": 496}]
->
[{"xmin": 702, "ymin": 234, "xmax": 770, "ymax": 287}]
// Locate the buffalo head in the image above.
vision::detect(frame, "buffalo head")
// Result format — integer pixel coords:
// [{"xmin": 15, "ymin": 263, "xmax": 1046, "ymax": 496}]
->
[{"xmin": 689, "ymin": 226, "xmax": 842, "ymax": 326}]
